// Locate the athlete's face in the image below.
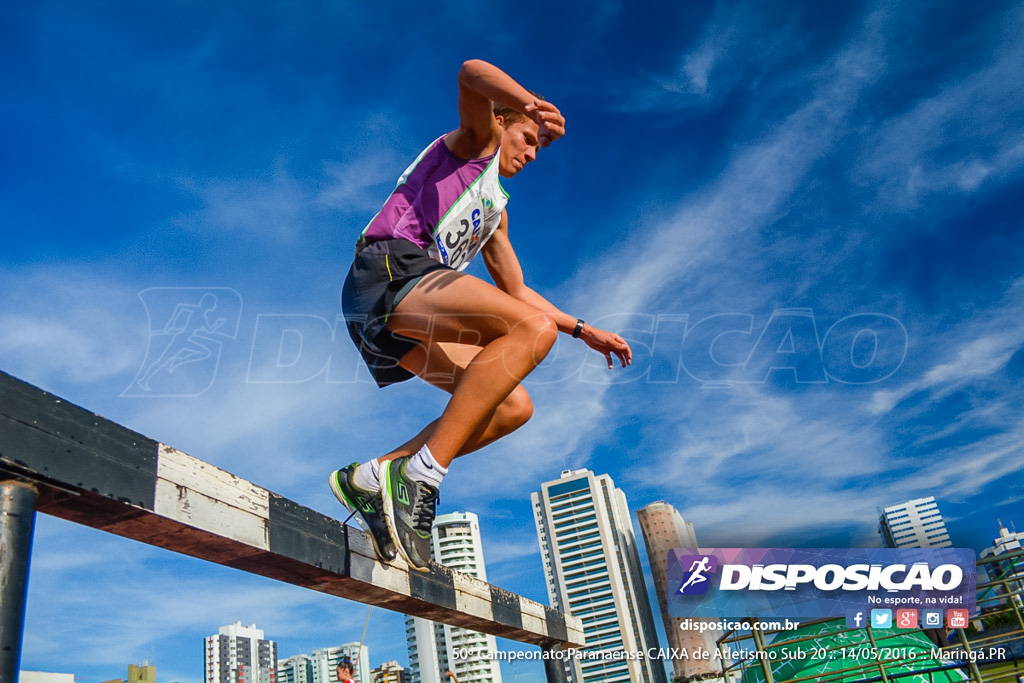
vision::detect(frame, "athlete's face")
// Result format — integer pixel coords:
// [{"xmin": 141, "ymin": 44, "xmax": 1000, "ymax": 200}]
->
[{"xmin": 498, "ymin": 118, "xmax": 540, "ymax": 178}]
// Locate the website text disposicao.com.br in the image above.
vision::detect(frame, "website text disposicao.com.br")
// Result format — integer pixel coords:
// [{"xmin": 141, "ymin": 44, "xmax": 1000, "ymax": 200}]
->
[
  {"xmin": 451, "ymin": 619, "xmax": 801, "ymax": 662},
  {"xmin": 679, "ymin": 618, "xmax": 800, "ymax": 633}
]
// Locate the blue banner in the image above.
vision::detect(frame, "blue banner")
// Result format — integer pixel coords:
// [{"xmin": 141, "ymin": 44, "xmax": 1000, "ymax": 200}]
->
[{"xmin": 667, "ymin": 547, "xmax": 976, "ymax": 621}]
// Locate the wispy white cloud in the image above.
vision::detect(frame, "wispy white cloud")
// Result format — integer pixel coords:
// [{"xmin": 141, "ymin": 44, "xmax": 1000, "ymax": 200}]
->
[
  {"xmin": 870, "ymin": 278, "xmax": 1024, "ymax": 415},
  {"xmin": 0, "ymin": 268, "xmax": 145, "ymax": 387},
  {"xmin": 856, "ymin": 19, "xmax": 1024, "ymax": 210},
  {"xmin": 574, "ymin": 6, "xmax": 891, "ymax": 319},
  {"xmin": 318, "ymin": 152, "xmax": 405, "ymax": 214},
  {"xmin": 619, "ymin": 0, "xmax": 808, "ymax": 109},
  {"xmin": 176, "ymin": 167, "xmax": 314, "ymax": 242}
]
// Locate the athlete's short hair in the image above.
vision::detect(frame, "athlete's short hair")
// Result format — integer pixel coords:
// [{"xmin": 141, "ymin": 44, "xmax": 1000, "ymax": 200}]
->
[{"xmin": 493, "ymin": 91, "xmax": 544, "ymax": 128}]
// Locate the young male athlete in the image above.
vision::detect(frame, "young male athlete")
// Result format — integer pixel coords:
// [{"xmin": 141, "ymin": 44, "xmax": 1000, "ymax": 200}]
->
[{"xmin": 331, "ymin": 59, "xmax": 632, "ymax": 570}]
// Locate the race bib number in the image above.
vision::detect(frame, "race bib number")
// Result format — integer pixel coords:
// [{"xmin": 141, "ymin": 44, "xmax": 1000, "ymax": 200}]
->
[
  {"xmin": 434, "ymin": 207, "xmax": 485, "ymax": 270},
  {"xmin": 429, "ymin": 153, "xmax": 507, "ymax": 270}
]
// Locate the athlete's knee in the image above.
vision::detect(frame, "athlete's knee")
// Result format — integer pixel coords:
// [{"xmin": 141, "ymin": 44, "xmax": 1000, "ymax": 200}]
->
[
  {"xmin": 516, "ymin": 313, "xmax": 558, "ymax": 359},
  {"xmin": 496, "ymin": 386, "xmax": 534, "ymax": 434}
]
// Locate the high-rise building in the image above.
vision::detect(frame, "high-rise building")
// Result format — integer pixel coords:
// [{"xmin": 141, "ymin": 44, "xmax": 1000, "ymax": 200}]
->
[
  {"xmin": 637, "ymin": 502, "xmax": 722, "ymax": 683},
  {"xmin": 205, "ymin": 622, "xmax": 278, "ymax": 683},
  {"xmin": 277, "ymin": 654, "xmax": 313, "ymax": 683},
  {"xmin": 878, "ymin": 496, "xmax": 952, "ymax": 548},
  {"xmin": 371, "ymin": 661, "xmax": 408, "ymax": 683},
  {"xmin": 979, "ymin": 520, "xmax": 1024, "ymax": 608},
  {"xmin": 532, "ymin": 469, "xmax": 667, "ymax": 683},
  {"xmin": 278, "ymin": 645, "xmax": 369, "ymax": 683},
  {"xmin": 405, "ymin": 511, "xmax": 502, "ymax": 683},
  {"xmin": 328, "ymin": 644, "xmax": 370, "ymax": 683}
]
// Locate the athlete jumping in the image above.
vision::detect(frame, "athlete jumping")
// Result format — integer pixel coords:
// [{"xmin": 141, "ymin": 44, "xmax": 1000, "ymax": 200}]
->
[{"xmin": 330, "ymin": 59, "xmax": 632, "ymax": 571}]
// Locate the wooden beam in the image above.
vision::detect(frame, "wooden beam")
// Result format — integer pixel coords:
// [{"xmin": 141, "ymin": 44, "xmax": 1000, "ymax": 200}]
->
[{"xmin": 0, "ymin": 370, "xmax": 582, "ymax": 648}]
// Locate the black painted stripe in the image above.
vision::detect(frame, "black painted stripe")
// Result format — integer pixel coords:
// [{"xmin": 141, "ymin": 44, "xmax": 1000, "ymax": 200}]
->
[
  {"xmin": 409, "ymin": 563, "xmax": 458, "ymax": 611},
  {"xmin": 0, "ymin": 371, "xmax": 158, "ymax": 509},
  {"xmin": 544, "ymin": 606, "xmax": 569, "ymax": 643},
  {"xmin": 267, "ymin": 494, "xmax": 349, "ymax": 576},
  {"xmin": 489, "ymin": 586, "xmax": 525, "ymax": 631}
]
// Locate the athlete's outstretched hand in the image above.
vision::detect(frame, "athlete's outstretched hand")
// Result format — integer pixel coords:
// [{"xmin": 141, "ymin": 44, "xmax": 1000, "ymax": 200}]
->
[
  {"xmin": 580, "ymin": 325, "xmax": 632, "ymax": 369},
  {"xmin": 525, "ymin": 100, "xmax": 565, "ymax": 147}
]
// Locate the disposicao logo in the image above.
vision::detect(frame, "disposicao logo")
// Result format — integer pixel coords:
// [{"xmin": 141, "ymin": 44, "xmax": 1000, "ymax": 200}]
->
[
  {"xmin": 676, "ymin": 555, "xmax": 718, "ymax": 595},
  {"xmin": 667, "ymin": 548, "xmax": 976, "ymax": 621}
]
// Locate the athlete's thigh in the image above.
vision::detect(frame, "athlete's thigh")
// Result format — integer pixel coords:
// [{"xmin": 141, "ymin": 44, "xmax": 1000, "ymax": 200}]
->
[
  {"xmin": 399, "ymin": 341, "xmax": 481, "ymax": 393},
  {"xmin": 387, "ymin": 270, "xmax": 544, "ymax": 346}
]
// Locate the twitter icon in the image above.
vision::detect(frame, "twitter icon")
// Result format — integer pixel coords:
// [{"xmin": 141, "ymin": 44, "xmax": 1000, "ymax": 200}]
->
[{"xmin": 871, "ymin": 609, "xmax": 893, "ymax": 628}]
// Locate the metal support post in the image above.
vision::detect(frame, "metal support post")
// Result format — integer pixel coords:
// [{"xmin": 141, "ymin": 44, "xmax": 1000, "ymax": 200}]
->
[
  {"xmin": 542, "ymin": 644, "xmax": 570, "ymax": 683},
  {"xmin": 0, "ymin": 480, "xmax": 38, "ymax": 683},
  {"xmin": 751, "ymin": 626, "xmax": 776, "ymax": 683}
]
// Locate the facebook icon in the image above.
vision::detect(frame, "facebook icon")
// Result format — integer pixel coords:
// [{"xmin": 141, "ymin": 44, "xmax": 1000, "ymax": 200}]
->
[{"xmin": 846, "ymin": 610, "xmax": 865, "ymax": 629}]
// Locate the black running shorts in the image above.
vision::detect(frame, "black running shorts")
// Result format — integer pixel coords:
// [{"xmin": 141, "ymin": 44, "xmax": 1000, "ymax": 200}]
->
[{"xmin": 341, "ymin": 239, "xmax": 451, "ymax": 387}]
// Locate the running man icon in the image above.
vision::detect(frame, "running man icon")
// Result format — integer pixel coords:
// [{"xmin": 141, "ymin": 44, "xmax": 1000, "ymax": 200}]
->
[{"xmin": 679, "ymin": 556, "xmax": 713, "ymax": 593}]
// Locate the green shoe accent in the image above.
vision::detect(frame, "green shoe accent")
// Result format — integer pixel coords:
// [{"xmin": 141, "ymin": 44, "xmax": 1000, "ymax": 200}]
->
[
  {"xmin": 381, "ymin": 456, "xmax": 438, "ymax": 572},
  {"xmin": 329, "ymin": 463, "xmax": 397, "ymax": 562}
]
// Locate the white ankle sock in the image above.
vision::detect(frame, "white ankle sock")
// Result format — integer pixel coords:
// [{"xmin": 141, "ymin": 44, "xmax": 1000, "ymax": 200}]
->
[
  {"xmin": 404, "ymin": 445, "xmax": 447, "ymax": 488},
  {"xmin": 352, "ymin": 459, "xmax": 380, "ymax": 492}
]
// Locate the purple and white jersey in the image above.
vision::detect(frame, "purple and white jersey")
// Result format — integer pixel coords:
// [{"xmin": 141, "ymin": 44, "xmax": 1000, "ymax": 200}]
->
[{"xmin": 358, "ymin": 135, "xmax": 509, "ymax": 271}]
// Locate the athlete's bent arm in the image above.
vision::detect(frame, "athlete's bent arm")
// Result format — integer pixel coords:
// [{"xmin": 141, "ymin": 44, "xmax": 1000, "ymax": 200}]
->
[
  {"xmin": 447, "ymin": 60, "xmax": 565, "ymax": 161},
  {"xmin": 482, "ymin": 212, "xmax": 631, "ymax": 369}
]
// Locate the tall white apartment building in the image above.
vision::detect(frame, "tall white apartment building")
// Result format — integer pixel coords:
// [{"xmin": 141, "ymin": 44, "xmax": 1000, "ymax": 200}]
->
[
  {"xmin": 405, "ymin": 512, "xmax": 502, "ymax": 683},
  {"xmin": 878, "ymin": 496, "xmax": 952, "ymax": 548},
  {"xmin": 278, "ymin": 654, "xmax": 313, "ymax": 683},
  {"xmin": 532, "ymin": 469, "xmax": 667, "ymax": 683},
  {"xmin": 205, "ymin": 622, "xmax": 278, "ymax": 683},
  {"xmin": 330, "ymin": 644, "xmax": 371, "ymax": 683}
]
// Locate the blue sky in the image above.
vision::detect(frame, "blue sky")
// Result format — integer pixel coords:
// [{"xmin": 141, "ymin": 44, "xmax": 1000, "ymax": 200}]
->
[{"xmin": 2, "ymin": 1, "xmax": 1023, "ymax": 681}]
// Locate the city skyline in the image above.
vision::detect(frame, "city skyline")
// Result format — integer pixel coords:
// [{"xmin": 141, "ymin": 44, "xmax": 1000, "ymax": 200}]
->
[
  {"xmin": 16, "ymin": 491, "xmax": 1016, "ymax": 682},
  {"xmin": 5, "ymin": 1, "xmax": 1023, "ymax": 681}
]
